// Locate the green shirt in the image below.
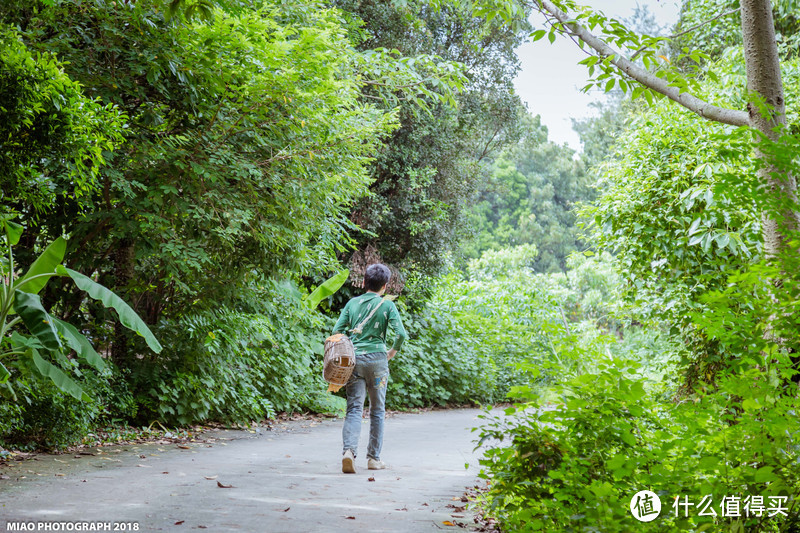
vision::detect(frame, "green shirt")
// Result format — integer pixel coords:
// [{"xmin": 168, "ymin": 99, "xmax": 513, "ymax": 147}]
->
[{"xmin": 333, "ymin": 292, "xmax": 407, "ymax": 355}]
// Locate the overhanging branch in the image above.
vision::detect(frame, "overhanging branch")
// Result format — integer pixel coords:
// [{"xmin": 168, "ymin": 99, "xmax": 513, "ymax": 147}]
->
[{"xmin": 535, "ymin": 0, "xmax": 749, "ymax": 127}]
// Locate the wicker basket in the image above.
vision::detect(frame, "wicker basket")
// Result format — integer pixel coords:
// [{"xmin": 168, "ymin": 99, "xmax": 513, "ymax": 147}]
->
[{"xmin": 323, "ymin": 333, "xmax": 356, "ymax": 392}]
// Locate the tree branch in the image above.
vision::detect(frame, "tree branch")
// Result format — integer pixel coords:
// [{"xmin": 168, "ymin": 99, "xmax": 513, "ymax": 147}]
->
[
  {"xmin": 630, "ymin": 7, "xmax": 741, "ymax": 60},
  {"xmin": 534, "ymin": 0, "xmax": 749, "ymax": 127},
  {"xmin": 670, "ymin": 7, "xmax": 741, "ymax": 41}
]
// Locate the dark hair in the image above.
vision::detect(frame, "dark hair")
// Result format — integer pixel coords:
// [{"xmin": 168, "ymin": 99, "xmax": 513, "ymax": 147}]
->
[{"xmin": 364, "ymin": 263, "xmax": 391, "ymax": 292}]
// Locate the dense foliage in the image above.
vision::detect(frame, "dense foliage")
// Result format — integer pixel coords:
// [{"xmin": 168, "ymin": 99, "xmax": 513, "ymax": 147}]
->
[
  {"xmin": 583, "ymin": 50, "xmax": 800, "ymax": 384},
  {"xmin": 477, "ymin": 237, "xmax": 800, "ymax": 531},
  {"xmin": 464, "ymin": 113, "xmax": 593, "ymax": 272},
  {"xmin": 335, "ymin": 0, "xmax": 530, "ymax": 287},
  {"xmin": 0, "ymin": 25, "xmax": 124, "ymax": 215},
  {"xmin": 470, "ymin": 0, "xmax": 800, "ymax": 531},
  {"xmin": 11, "ymin": 0, "xmax": 395, "ymax": 320},
  {"xmin": 0, "ymin": 0, "xmax": 397, "ymax": 445}
]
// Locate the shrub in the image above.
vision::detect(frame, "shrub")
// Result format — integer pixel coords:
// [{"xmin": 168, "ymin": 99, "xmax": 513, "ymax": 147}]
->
[
  {"xmin": 0, "ymin": 365, "xmax": 129, "ymax": 451},
  {"xmin": 477, "ymin": 356, "xmax": 800, "ymax": 532},
  {"xmin": 132, "ymin": 280, "xmax": 330, "ymax": 425}
]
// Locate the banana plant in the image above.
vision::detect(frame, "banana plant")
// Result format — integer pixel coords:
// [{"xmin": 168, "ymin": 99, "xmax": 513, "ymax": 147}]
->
[
  {"xmin": 0, "ymin": 215, "xmax": 162, "ymax": 401},
  {"xmin": 304, "ymin": 269, "xmax": 350, "ymax": 310}
]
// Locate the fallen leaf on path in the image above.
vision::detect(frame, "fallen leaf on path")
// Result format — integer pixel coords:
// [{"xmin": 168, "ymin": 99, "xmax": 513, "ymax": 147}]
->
[
  {"xmin": 443, "ymin": 521, "xmax": 455, "ymax": 526},
  {"xmin": 177, "ymin": 445, "xmax": 190, "ymax": 450},
  {"xmin": 367, "ymin": 477, "xmax": 375, "ymax": 482},
  {"xmin": 282, "ymin": 507, "xmax": 290, "ymax": 512},
  {"xmin": 204, "ymin": 476, "xmax": 218, "ymax": 480},
  {"xmin": 162, "ymin": 472, "xmax": 169, "ymax": 474},
  {"xmin": 395, "ymin": 508, "xmax": 407, "ymax": 512},
  {"xmin": 217, "ymin": 481, "xmax": 233, "ymax": 488},
  {"xmin": 174, "ymin": 521, "xmax": 184, "ymax": 525},
  {"xmin": 345, "ymin": 516, "xmax": 355, "ymax": 520}
]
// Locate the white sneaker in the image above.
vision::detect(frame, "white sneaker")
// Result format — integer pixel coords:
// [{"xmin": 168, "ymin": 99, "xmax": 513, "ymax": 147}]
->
[
  {"xmin": 342, "ymin": 449, "xmax": 356, "ymax": 474},
  {"xmin": 367, "ymin": 458, "xmax": 386, "ymax": 470}
]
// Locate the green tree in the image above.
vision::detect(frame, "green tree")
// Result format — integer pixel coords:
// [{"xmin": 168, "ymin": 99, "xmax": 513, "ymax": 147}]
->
[
  {"xmin": 672, "ymin": 0, "xmax": 800, "ymax": 61},
  {"xmin": 0, "ymin": 25, "xmax": 124, "ymax": 217},
  {"xmin": 6, "ymin": 0, "xmax": 396, "ymax": 366},
  {"xmin": 464, "ymin": 113, "xmax": 592, "ymax": 272},
  {"xmin": 478, "ymin": 0, "xmax": 798, "ymax": 264},
  {"xmin": 333, "ymin": 0, "xmax": 529, "ymax": 291}
]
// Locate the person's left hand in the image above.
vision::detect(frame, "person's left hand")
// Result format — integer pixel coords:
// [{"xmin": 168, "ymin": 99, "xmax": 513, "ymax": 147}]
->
[{"xmin": 387, "ymin": 349, "xmax": 397, "ymax": 360}]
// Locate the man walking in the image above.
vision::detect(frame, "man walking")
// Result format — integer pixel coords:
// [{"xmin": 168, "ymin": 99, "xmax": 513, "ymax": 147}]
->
[{"xmin": 332, "ymin": 263, "xmax": 406, "ymax": 474}]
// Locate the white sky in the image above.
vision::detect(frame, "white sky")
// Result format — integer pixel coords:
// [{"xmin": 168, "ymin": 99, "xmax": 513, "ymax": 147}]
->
[{"xmin": 514, "ymin": 0, "xmax": 682, "ymax": 151}]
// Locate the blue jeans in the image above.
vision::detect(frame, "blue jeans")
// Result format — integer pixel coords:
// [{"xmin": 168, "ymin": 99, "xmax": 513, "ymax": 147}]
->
[{"xmin": 342, "ymin": 351, "xmax": 389, "ymax": 460}]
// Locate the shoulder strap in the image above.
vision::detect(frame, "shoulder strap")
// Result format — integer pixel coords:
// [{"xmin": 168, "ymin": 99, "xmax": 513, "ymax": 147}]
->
[{"xmin": 350, "ymin": 297, "xmax": 385, "ymax": 335}]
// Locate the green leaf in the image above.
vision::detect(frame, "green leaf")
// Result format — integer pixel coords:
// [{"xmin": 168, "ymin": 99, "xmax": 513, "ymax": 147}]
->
[
  {"xmin": 754, "ymin": 465, "xmax": 777, "ymax": 482},
  {"xmin": 57, "ymin": 266, "xmax": 162, "ymax": 353},
  {"xmin": 2, "ymin": 220, "xmax": 23, "ymax": 246},
  {"xmin": 16, "ymin": 237, "xmax": 67, "ymax": 294},
  {"xmin": 29, "ymin": 349, "xmax": 90, "ymax": 402},
  {"xmin": 51, "ymin": 317, "xmax": 106, "ymax": 372},
  {"xmin": 531, "ymin": 29, "xmax": 546, "ymax": 42},
  {"xmin": 304, "ymin": 269, "xmax": 350, "ymax": 310},
  {"xmin": 9, "ymin": 331, "xmax": 43, "ymax": 350},
  {"xmin": 14, "ymin": 290, "xmax": 62, "ymax": 351},
  {"xmin": 0, "ymin": 362, "xmax": 9, "ymax": 384}
]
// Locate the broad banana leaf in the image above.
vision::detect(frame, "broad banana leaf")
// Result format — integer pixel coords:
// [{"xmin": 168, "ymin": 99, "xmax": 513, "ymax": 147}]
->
[
  {"xmin": 305, "ymin": 269, "xmax": 349, "ymax": 310},
  {"xmin": 51, "ymin": 317, "xmax": 106, "ymax": 372},
  {"xmin": 56, "ymin": 266, "xmax": 162, "ymax": 353},
  {"xmin": 14, "ymin": 290, "xmax": 62, "ymax": 351},
  {"xmin": 17, "ymin": 237, "xmax": 67, "ymax": 294},
  {"xmin": 30, "ymin": 349, "xmax": 90, "ymax": 402},
  {"xmin": 2, "ymin": 219, "xmax": 23, "ymax": 246}
]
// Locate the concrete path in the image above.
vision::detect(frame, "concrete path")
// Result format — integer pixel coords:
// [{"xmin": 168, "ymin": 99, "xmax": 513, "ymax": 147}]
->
[{"xmin": 0, "ymin": 409, "xmax": 488, "ymax": 532}]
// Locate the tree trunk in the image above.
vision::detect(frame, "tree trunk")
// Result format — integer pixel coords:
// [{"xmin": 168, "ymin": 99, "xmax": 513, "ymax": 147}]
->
[
  {"xmin": 740, "ymin": 0, "xmax": 799, "ymax": 257},
  {"xmin": 111, "ymin": 239, "xmax": 135, "ymax": 368}
]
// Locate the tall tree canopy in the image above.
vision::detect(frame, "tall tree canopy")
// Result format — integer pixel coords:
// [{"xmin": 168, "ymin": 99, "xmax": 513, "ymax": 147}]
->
[
  {"xmin": 333, "ymin": 0, "xmax": 530, "ymax": 292},
  {"xmin": 464, "ymin": 112, "xmax": 592, "ymax": 272},
  {"xmin": 2, "ymin": 0, "xmax": 398, "ymax": 365}
]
